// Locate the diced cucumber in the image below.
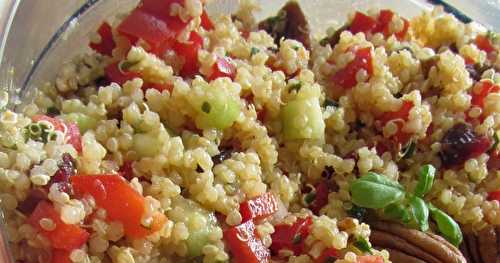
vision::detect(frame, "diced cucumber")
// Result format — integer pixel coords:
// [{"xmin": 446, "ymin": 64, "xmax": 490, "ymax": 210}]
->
[
  {"xmin": 169, "ymin": 198, "xmax": 218, "ymax": 258},
  {"xmin": 132, "ymin": 133, "xmax": 161, "ymax": 157},
  {"xmin": 281, "ymin": 98, "xmax": 325, "ymax": 140},
  {"xmin": 195, "ymin": 88, "xmax": 240, "ymax": 130},
  {"xmin": 63, "ymin": 113, "xmax": 98, "ymax": 133}
]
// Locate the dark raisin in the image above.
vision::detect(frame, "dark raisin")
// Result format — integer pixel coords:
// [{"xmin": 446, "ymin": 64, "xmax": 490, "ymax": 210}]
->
[
  {"xmin": 321, "ymin": 166, "xmax": 335, "ymax": 180},
  {"xmin": 212, "ymin": 149, "xmax": 234, "ymax": 165},
  {"xmin": 196, "ymin": 164, "xmax": 204, "ymax": 173},
  {"xmin": 17, "ymin": 188, "xmax": 48, "ymax": 215},
  {"xmin": 440, "ymin": 123, "xmax": 491, "ymax": 167},
  {"xmin": 48, "ymin": 153, "xmax": 76, "ymax": 194},
  {"xmin": 449, "ymin": 43, "xmax": 459, "ymax": 53}
]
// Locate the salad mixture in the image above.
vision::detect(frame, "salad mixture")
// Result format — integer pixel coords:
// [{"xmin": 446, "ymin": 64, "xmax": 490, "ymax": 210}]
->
[{"xmin": 0, "ymin": 0, "xmax": 499, "ymax": 263}]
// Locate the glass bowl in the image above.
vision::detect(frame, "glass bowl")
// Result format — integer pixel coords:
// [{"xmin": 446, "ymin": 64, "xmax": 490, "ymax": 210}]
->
[{"xmin": 0, "ymin": 0, "xmax": 498, "ymax": 262}]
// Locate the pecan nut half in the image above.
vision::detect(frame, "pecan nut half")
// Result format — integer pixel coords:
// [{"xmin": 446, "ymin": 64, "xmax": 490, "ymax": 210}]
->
[
  {"xmin": 460, "ymin": 225, "xmax": 500, "ymax": 263},
  {"xmin": 369, "ymin": 221, "xmax": 466, "ymax": 263}
]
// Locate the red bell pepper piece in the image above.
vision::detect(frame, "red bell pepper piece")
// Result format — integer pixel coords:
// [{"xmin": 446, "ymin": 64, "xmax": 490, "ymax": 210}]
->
[
  {"xmin": 51, "ymin": 249, "xmax": 72, "ymax": 263},
  {"xmin": 105, "ymin": 62, "xmax": 141, "ymax": 86},
  {"xmin": 475, "ymin": 35, "xmax": 495, "ymax": 54},
  {"xmin": 270, "ymin": 216, "xmax": 313, "ymax": 255},
  {"xmin": 208, "ymin": 57, "xmax": 236, "ymax": 81},
  {"xmin": 71, "ymin": 174, "xmax": 165, "ymax": 239},
  {"xmin": 471, "ymin": 80, "xmax": 500, "ymax": 108},
  {"xmin": 378, "ymin": 100, "xmax": 414, "ymax": 144},
  {"xmin": 139, "ymin": 0, "xmax": 184, "ymax": 21},
  {"xmin": 488, "ymin": 150, "xmax": 500, "ymax": 170},
  {"xmin": 201, "ymin": 10, "xmax": 214, "ymax": 30},
  {"xmin": 173, "ymin": 31, "xmax": 204, "ymax": 77},
  {"xmin": 314, "ymin": 248, "xmax": 339, "ymax": 263},
  {"xmin": 240, "ymin": 192, "xmax": 278, "ymax": 222},
  {"xmin": 224, "ymin": 220, "xmax": 270, "ymax": 263},
  {"xmin": 487, "ymin": 190, "xmax": 500, "ymax": 201},
  {"xmin": 357, "ymin": 255, "xmax": 384, "ymax": 263},
  {"xmin": 350, "ymin": 12, "xmax": 377, "ymax": 34},
  {"xmin": 374, "ymin": 9, "xmax": 393, "ymax": 36},
  {"xmin": 89, "ymin": 22, "xmax": 116, "ymax": 56},
  {"xmin": 28, "ymin": 201, "xmax": 89, "ymax": 251},
  {"xmin": 32, "ymin": 115, "xmax": 82, "ymax": 153},
  {"xmin": 332, "ymin": 47, "xmax": 373, "ymax": 89},
  {"xmin": 310, "ymin": 181, "xmax": 330, "ymax": 215}
]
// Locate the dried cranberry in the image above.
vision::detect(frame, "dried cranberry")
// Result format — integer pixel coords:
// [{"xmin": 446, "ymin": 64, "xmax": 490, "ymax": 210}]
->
[
  {"xmin": 119, "ymin": 161, "xmax": 134, "ymax": 181},
  {"xmin": 48, "ymin": 153, "xmax": 76, "ymax": 194},
  {"xmin": 17, "ymin": 188, "xmax": 48, "ymax": 215},
  {"xmin": 440, "ymin": 123, "xmax": 491, "ymax": 167}
]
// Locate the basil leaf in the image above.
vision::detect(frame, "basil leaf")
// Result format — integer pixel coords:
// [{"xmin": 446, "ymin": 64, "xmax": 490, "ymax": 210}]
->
[
  {"xmin": 428, "ymin": 203, "xmax": 463, "ymax": 246},
  {"xmin": 409, "ymin": 196, "xmax": 429, "ymax": 232},
  {"xmin": 414, "ymin": 164, "xmax": 436, "ymax": 198},
  {"xmin": 350, "ymin": 173, "xmax": 405, "ymax": 209},
  {"xmin": 354, "ymin": 237, "xmax": 372, "ymax": 253},
  {"xmin": 383, "ymin": 203, "xmax": 411, "ymax": 223}
]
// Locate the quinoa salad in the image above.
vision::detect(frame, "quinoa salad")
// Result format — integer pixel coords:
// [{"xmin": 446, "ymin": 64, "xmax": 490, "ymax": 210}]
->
[{"xmin": 0, "ymin": 0, "xmax": 499, "ymax": 262}]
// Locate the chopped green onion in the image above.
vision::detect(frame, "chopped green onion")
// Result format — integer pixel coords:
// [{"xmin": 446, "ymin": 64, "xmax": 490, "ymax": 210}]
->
[
  {"xmin": 399, "ymin": 140, "xmax": 416, "ymax": 159},
  {"xmin": 201, "ymin": 102, "xmax": 211, "ymax": 114},
  {"xmin": 28, "ymin": 123, "xmax": 42, "ymax": 137},
  {"xmin": 46, "ymin": 131, "xmax": 58, "ymax": 142}
]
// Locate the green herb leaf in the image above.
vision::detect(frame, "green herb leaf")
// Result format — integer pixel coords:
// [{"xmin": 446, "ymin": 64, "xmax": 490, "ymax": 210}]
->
[
  {"xmin": 350, "ymin": 172, "xmax": 405, "ymax": 209},
  {"xmin": 399, "ymin": 140, "xmax": 416, "ymax": 159},
  {"xmin": 201, "ymin": 102, "xmax": 211, "ymax": 114},
  {"xmin": 414, "ymin": 164, "xmax": 436, "ymax": 198},
  {"xmin": 288, "ymin": 81, "xmax": 302, "ymax": 93},
  {"xmin": 354, "ymin": 237, "xmax": 372, "ymax": 253},
  {"xmin": 250, "ymin": 47, "xmax": 260, "ymax": 56},
  {"xmin": 409, "ymin": 196, "xmax": 429, "ymax": 232},
  {"xmin": 383, "ymin": 203, "xmax": 411, "ymax": 223},
  {"xmin": 428, "ymin": 203, "xmax": 463, "ymax": 246}
]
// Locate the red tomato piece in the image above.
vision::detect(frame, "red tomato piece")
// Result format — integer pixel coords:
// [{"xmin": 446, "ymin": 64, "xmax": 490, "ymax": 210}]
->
[
  {"xmin": 350, "ymin": 12, "xmax": 377, "ymax": 34},
  {"xmin": 139, "ymin": 0, "xmax": 184, "ymax": 20},
  {"xmin": 240, "ymin": 192, "xmax": 278, "ymax": 222},
  {"xmin": 71, "ymin": 174, "xmax": 163, "ymax": 239},
  {"xmin": 201, "ymin": 10, "xmax": 214, "ymax": 30},
  {"xmin": 310, "ymin": 181, "xmax": 329, "ymax": 215},
  {"xmin": 379, "ymin": 100, "xmax": 413, "ymax": 125},
  {"xmin": 357, "ymin": 255, "xmax": 384, "ymax": 263},
  {"xmin": 66, "ymin": 123, "xmax": 82, "ymax": 153},
  {"xmin": 51, "ymin": 249, "xmax": 72, "ymax": 263},
  {"xmin": 89, "ymin": 22, "xmax": 116, "ymax": 56},
  {"xmin": 208, "ymin": 57, "xmax": 236, "ymax": 81},
  {"xmin": 28, "ymin": 201, "xmax": 89, "ymax": 251},
  {"xmin": 224, "ymin": 220, "xmax": 270, "ymax": 263},
  {"xmin": 105, "ymin": 62, "xmax": 141, "ymax": 86},
  {"xmin": 270, "ymin": 216, "xmax": 313, "ymax": 255},
  {"xmin": 471, "ymin": 80, "xmax": 500, "ymax": 108},
  {"xmin": 475, "ymin": 35, "xmax": 495, "ymax": 54},
  {"xmin": 173, "ymin": 31, "xmax": 203, "ymax": 77},
  {"xmin": 487, "ymin": 190, "xmax": 500, "ymax": 201},
  {"xmin": 314, "ymin": 248, "xmax": 339, "ymax": 263},
  {"xmin": 332, "ymin": 47, "xmax": 373, "ymax": 89}
]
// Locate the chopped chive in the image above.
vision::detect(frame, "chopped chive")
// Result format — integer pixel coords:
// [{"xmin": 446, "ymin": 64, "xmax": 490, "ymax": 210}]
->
[
  {"xmin": 201, "ymin": 102, "xmax": 211, "ymax": 113},
  {"xmin": 46, "ymin": 106, "xmax": 60, "ymax": 116}
]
